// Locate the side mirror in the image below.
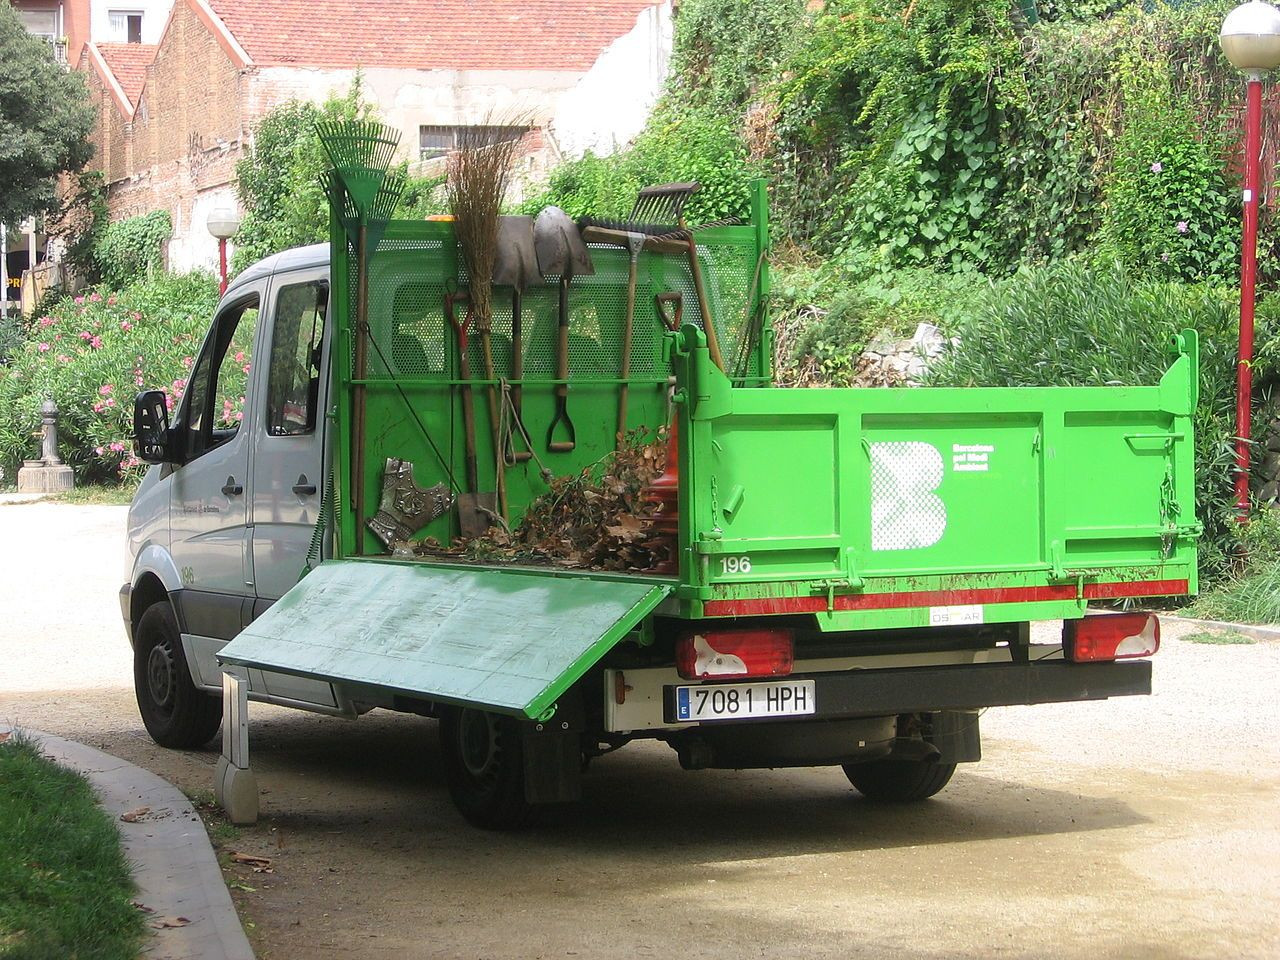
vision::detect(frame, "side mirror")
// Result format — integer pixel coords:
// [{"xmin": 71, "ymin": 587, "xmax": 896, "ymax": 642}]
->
[{"xmin": 133, "ymin": 390, "xmax": 177, "ymax": 463}]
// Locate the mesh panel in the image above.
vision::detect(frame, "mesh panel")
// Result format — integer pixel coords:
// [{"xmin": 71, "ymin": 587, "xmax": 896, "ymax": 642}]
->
[{"xmin": 347, "ymin": 225, "xmax": 765, "ymax": 385}]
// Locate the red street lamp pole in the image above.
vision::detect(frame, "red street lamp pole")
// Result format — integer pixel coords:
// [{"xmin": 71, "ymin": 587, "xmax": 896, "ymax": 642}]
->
[
  {"xmin": 217, "ymin": 237, "xmax": 229, "ymax": 295},
  {"xmin": 1221, "ymin": 1, "xmax": 1280, "ymax": 523},
  {"xmin": 206, "ymin": 206, "xmax": 242, "ymax": 298},
  {"xmin": 1236, "ymin": 75, "xmax": 1263, "ymax": 520}
]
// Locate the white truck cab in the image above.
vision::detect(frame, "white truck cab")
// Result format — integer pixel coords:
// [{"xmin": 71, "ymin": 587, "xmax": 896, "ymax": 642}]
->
[{"xmin": 121, "ymin": 244, "xmax": 339, "ymax": 746}]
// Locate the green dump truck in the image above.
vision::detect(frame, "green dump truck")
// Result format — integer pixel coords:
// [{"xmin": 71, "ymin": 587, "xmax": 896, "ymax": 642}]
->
[{"xmin": 124, "ymin": 158, "xmax": 1198, "ymax": 828}]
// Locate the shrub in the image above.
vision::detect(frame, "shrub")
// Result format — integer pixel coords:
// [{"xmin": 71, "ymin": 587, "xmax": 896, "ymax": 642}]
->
[
  {"xmin": 92, "ymin": 210, "xmax": 172, "ymax": 287},
  {"xmin": 0, "ymin": 273, "xmax": 218, "ymax": 483},
  {"xmin": 927, "ymin": 261, "xmax": 1279, "ymax": 585},
  {"xmin": 519, "ymin": 106, "xmax": 762, "ymax": 224}
]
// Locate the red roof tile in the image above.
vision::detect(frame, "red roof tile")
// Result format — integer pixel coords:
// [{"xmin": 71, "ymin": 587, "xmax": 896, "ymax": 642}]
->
[
  {"xmin": 205, "ymin": 0, "xmax": 661, "ymax": 70},
  {"xmin": 95, "ymin": 42, "xmax": 156, "ymax": 104}
]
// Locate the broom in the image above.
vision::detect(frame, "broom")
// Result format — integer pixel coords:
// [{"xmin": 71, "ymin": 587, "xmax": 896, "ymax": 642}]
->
[{"xmin": 447, "ymin": 122, "xmax": 525, "ymax": 520}]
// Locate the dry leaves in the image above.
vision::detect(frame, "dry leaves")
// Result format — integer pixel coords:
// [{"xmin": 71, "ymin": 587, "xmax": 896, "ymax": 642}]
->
[
  {"xmin": 150, "ymin": 915, "xmax": 191, "ymax": 929},
  {"xmin": 230, "ymin": 851, "xmax": 274, "ymax": 873},
  {"xmin": 413, "ymin": 428, "xmax": 675, "ymax": 572},
  {"xmin": 120, "ymin": 806, "xmax": 150, "ymax": 823}
]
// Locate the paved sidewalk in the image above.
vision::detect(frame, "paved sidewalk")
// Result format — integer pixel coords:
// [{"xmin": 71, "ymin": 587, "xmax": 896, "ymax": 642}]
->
[{"xmin": 4, "ymin": 726, "xmax": 254, "ymax": 960}]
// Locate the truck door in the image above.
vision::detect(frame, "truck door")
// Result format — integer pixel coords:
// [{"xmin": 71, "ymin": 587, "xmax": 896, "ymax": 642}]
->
[
  {"xmin": 249, "ymin": 272, "xmax": 329, "ymax": 603},
  {"xmin": 169, "ymin": 286, "xmax": 262, "ymax": 638}
]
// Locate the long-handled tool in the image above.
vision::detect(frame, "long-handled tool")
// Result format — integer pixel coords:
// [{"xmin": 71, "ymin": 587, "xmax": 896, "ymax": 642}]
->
[
  {"xmin": 315, "ymin": 121, "xmax": 402, "ymax": 554},
  {"xmin": 445, "ymin": 290, "xmax": 497, "ymax": 539},
  {"xmin": 493, "ymin": 215, "xmax": 539, "ymax": 464},
  {"xmin": 579, "ymin": 225, "xmax": 646, "ymax": 450},
  {"xmin": 533, "ymin": 206, "xmax": 595, "ymax": 453},
  {"xmin": 629, "ymin": 182, "xmax": 724, "ymax": 371}
]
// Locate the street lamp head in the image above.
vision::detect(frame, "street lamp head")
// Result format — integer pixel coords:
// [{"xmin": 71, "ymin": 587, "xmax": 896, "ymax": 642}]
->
[
  {"xmin": 1221, "ymin": 1, "xmax": 1280, "ymax": 75},
  {"xmin": 206, "ymin": 206, "xmax": 242, "ymax": 240}
]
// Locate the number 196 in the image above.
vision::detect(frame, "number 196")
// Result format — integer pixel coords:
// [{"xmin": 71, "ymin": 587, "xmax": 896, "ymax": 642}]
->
[{"xmin": 720, "ymin": 555, "xmax": 752, "ymax": 575}]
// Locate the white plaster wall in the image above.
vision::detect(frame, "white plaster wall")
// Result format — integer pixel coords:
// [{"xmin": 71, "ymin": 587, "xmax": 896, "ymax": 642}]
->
[
  {"xmin": 90, "ymin": 0, "xmax": 173, "ymax": 44},
  {"xmin": 252, "ymin": 65, "xmax": 584, "ymax": 162},
  {"xmin": 550, "ymin": 1, "xmax": 672, "ymax": 159},
  {"xmin": 167, "ymin": 184, "xmax": 237, "ymax": 275}
]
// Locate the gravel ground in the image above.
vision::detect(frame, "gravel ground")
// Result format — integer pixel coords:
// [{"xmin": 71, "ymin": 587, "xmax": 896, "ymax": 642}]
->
[{"xmin": 1, "ymin": 502, "xmax": 1277, "ymax": 960}]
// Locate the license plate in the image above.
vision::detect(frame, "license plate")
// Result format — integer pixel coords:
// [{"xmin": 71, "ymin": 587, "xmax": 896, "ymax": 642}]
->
[{"xmin": 673, "ymin": 680, "xmax": 816, "ymax": 723}]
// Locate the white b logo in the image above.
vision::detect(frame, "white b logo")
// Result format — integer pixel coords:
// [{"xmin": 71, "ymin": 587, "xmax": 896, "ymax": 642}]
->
[{"xmin": 869, "ymin": 442, "xmax": 946, "ymax": 551}]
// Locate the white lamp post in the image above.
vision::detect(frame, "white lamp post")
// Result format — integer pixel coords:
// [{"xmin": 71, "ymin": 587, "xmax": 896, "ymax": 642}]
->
[
  {"xmin": 206, "ymin": 206, "xmax": 242, "ymax": 295},
  {"xmin": 1221, "ymin": 2, "xmax": 1280, "ymax": 522}
]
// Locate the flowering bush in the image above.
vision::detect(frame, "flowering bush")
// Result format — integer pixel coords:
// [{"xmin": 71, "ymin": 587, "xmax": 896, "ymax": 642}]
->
[{"xmin": 0, "ymin": 273, "xmax": 219, "ymax": 483}]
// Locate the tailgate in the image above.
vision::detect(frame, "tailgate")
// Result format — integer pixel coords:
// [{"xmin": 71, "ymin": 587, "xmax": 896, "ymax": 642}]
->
[
  {"xmin": 218, "ymin": 560, "xmax": 670, "ymax": 719},
  {"xmin": 673, "ymin": 328, "xmax": 1200, "ymax": 629}
]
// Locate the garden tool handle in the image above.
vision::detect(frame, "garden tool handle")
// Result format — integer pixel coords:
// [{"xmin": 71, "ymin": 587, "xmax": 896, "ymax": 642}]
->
[{"xmin": 655, "ymin": 291, "xmax": 683, "ymax": 331}]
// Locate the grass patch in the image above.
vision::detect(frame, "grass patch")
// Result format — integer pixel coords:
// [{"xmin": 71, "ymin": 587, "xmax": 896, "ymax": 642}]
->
[
  {"xmin": 1187, "ymin": 564, "xmax": 1280, "ymax": 626},
  {"xmin": 1181, "ymin": 630, "xmax": 1257, "ymax": 645},
  {"xmin": 0, "ymin": 484, "xmax": 137, "ymax": 506},
  {"xmin": 0, "ymin": 733, "xmax": 146, "ymax": 959}
]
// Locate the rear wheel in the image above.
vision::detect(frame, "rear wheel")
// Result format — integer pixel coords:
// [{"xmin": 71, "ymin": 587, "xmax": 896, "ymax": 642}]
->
[
  {"xmin": 439, "ymin": 708, "xmax": 532, "ymax": 830},
  {"xmin": 133, "ymin": 602, "xmax": 222, "ymax": 748},
  {"xmin": 842, "ymin": 758, "xmax": 957, "ymax": 802}
]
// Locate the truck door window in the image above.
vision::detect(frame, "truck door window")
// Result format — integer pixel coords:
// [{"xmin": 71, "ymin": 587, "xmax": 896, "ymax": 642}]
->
[
  {"xmin": 266, "ymin": 280, "xmax": 327, "ymax": 436},
  {"xmin": 183, "ymin": 296, "xmax": 258, "ymax": 459}
]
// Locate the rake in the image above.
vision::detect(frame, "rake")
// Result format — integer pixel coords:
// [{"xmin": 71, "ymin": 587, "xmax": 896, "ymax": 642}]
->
[
  {"xmin": 317, "ymin": 121, "xmax": 403, "ymax": 553},
  {"xmin": 579, "ymin": 182, "xmax": 725, "ymax": 370}
]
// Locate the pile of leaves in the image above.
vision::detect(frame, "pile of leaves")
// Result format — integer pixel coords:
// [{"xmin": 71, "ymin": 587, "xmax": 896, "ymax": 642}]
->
[{"xmin": 414, "ymin": 429, "xmax": 676, "ymax": 572}]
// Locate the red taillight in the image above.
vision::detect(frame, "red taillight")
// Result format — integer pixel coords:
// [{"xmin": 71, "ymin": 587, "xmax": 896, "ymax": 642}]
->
[
  {"xmin": 675, "ymin": 629, "xmax": 794, "ymax": 680},
  {"xmin": 1064, "ymin": 613, "xmax": 1160, "ymax": 662}
]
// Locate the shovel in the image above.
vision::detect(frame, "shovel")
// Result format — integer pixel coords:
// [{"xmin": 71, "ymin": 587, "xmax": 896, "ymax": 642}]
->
[
  {"xmin": 445, "ymin": 290, "xmax": 498, "ymax": 539},
  {"xmin": 493, "ymin": 216, "xmax": 539, "ymax": 464},
  {"xmin": 534, "ymin": 206, "xmax": 595, "ymax": 453}
]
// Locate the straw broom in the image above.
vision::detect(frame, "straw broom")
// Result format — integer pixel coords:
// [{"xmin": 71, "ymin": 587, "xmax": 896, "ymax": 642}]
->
[{"xmin": 447, "ymin": 123, "xmax": 524, "ymax": 332}]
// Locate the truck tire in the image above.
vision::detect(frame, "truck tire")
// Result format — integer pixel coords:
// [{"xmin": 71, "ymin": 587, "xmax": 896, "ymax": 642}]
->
[
  {"xmin": 439, "ymin": 707, "xmax": 532, "ymax": 830},
  {"xmin": 842, "ymin": 758, "xmax": 957, "ymax": 802},
  {"xmin": 133, "ymin": 602, "xmax": 222, "ymax": 749}
]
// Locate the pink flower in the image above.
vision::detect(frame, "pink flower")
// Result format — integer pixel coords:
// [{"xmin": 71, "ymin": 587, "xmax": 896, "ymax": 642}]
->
[
  {"xmin": 132, "ymin": 312, "xmax": 142, "ymax": 322},
  {"xmin": 107, "ymin": 295, "xmax": 117, "ymax": 305},
  {"xmin": 99, "ymin": 384, "xmax": 113, "ymax": 395},
  {"xmin": 38, "ymin": 316, "xmax": 54, "ymax": 327},
  {"xmin": 1176, "ymin": 221, "xmax": 1189, "ymax": 234},
  {"xmin": 78, "ymin": 331, "xmax": 92, "ymax": 341},
  {"xmin": 53, "ymin": 333, "xmax": 61, "ymax": 341},
  {"xmin": 74, "ymin": 296, "xmax": 85, "ymax": 305},
  {"xmin": 89, "ymin": 292, "xmax": 103, "ymax": 303},
  {"xmin": 135, "ymin": 375, "xmax": 144, "ymax": 386},
  {"xmin": 1150, "ymin": 162, "xmax": 1163, "ymax": 173},
  {"xmin": 242, "ymin": 364, "xmax": 251, "ymax": 374},
  {"xmin": 164, "ymin": 396, "xmax": 173, "ymax": 411},
  {"xmin": 37, "ymin": 342, "xmax": 50, "ymax": 352},
  {"xmin": 92, "ymin": 402, "xmax": 104, "ymax": 412},
  {"xmin": 105, "ymin": 397, "xmax": 115, "ymax": 407},
  {"xmin": 234, "ymin": 351, "xmax": 244, "ymax": 363},
  {"xmin": 57, "ymin": 355, "xmax": 70, "ymax": 363},
  {"xmin": 90, "ymin": 336, "xmax": 103, "ymax": 349},
  {"xmin": 120, "ymin": 320, "xmax": 132, "ymax": 331},
  {"xmin": 234, "ymin": 411, "xmax": 243, "ymax": 421},
  {"xmin": 181, "ymin": 356, "xmax": 193, "ymax": 368},
  {"xmin": 95, "ymin": 446, "xmax": 105, "ymax": 455},
  {"xmin": 109, "ymin": 441, "xmax": 125, "ymax": 452}
]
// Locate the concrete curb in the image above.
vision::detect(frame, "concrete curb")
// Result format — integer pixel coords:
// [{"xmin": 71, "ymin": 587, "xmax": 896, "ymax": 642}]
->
[
  {"xmin": 1, "ymin": 726, "xmax": 255, "ymax": 960},
  {"xmin": 1164, "ymin": 615, "xmax": 1280, "ymax": 643}
]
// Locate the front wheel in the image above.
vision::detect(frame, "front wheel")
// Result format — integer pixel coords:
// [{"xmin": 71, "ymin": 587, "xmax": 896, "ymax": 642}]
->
[
  {"xmin": 133, "ymin": 602, "xmax": 222, "ymax": 748},
  {"xmin": 843, "ymin": 758, "xmax": 957, "ymax": 802},
  {"xmin": 439, "ymin": 708, "xmax": 532, "ymax": 830}
]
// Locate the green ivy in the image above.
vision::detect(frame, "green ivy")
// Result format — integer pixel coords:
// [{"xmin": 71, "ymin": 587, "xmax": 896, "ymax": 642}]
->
[{"xmin": 92, "ymin": 210, "xmax": 172, "ymax": 288}]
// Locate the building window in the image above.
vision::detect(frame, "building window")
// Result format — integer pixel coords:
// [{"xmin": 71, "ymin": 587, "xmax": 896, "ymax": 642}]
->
[
  {"xmin": 19, "ymin": 9, "xmax": 57, "ymax": 39},
  {"xmin": 418, "ymin": 125, "xmax": 526, "ymax": 162},
  {"xmin": 109, "ymin": 10, "xmax": 144, "ymax": 43}
]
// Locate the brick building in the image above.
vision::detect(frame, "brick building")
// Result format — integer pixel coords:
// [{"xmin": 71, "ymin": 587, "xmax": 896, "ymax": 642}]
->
[{"xmin": 78, "ymin": 0, "xmax": 672, "ymax": 273}]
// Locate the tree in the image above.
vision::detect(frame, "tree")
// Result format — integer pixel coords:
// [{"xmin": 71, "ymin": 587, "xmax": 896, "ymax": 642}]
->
[{"xmin": 0, "ymin": 2, "xmax": 94, "ymax": 226}]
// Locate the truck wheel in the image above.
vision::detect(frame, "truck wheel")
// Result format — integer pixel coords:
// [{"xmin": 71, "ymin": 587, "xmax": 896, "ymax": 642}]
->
[
  {"xmin": 843, "ymin": 759, "xmax": 957, "ymax": 802},
  {"xmin": 439, "ymin": 708, "xmax": 532, "ymax": 830},
  {"xmin": 133, "ymin": 602, "xmax": 222, "ymax": 749}
]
